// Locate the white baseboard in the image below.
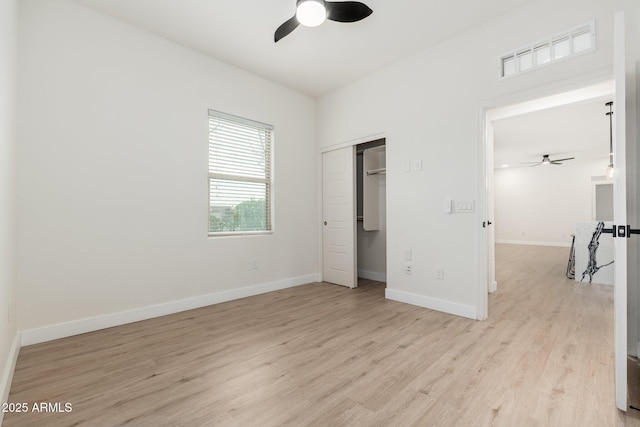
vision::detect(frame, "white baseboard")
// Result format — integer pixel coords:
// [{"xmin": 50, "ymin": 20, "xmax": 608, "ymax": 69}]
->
[
  {"xmin": 0, "ymin": 333, "xmax": 20, "ymax": 423},
  {"xmin": 21, "ymin": 274, "xmax": 318, "ymax": 347},
  {"xmin": 358, "ymin": 270, "xmax": 387, "ymax": 282},
  {"xmin": 489, "ymin": 280, "xmax": 498, "ymax": 293},
  {"xmin": 496, "ymin": 239, "xmax": 571, "ymax": 248},
  {"xmin": 385, "ymin": 288, "xmax": 477, "ymax": 320}
]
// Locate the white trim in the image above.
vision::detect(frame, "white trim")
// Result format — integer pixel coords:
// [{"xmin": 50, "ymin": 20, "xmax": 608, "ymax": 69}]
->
[
  {"xmin": 357, "ymin": 270, "xmax": 387, "ymax": 282},
  {"xmin": 487, "ymin": 80, "xmax": 614, "ymax": 122},
  {"xmin": 496, "ymin": 239, "xmax": 571, "ymax": 248},
  {"xmin": 385, "ymin": 289, "xmax": 477, "ymax": 320},
  {"xmin": 21, "ymin": 275, "xmax": 318, "ymax": 346},
  {"xmin": 476, "ymin": 108, "xmax": 490, "ymax": 321},
  {"xmin": 0, "ymin": 333, "xmax": 20, "ymax": 423},
  {"xmin": 319, "ymin": 132, "xmax": 386, "ymax": 154},
  {"xmin": 489, "ymin": 281, "xmax": 498, "ymax": 294},
  {"xmin": 613, "ymin": 10, "xmax": 627, "ymax": 411}
]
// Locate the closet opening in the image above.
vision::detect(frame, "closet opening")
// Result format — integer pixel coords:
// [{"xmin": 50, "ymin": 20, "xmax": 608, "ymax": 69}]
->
[{"xmin": 356, "ymin": 138, "xmax": 386, "ymax": 286}]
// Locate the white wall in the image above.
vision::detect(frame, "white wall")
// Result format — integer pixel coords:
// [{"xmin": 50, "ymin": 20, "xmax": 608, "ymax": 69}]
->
[
  {"xmin": 0, "ymin": 0, "xmax": 19, "ymax": 416},
  {"xmin": 18, "ymin": 0, "xmax": 319, "ymax": 334},
  {"xmin": 494, "ymin": 159, "xmax": 608, "ymax": 247},
  {"xmin": 318, "ymin": 0, "xmax": 634, "ymax": 319}
]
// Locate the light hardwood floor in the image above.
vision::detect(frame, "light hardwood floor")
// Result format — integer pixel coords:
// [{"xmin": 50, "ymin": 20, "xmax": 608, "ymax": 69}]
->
[{"xmin": 4, "ymin": 244, "xmax": 640, "ymax": 426}]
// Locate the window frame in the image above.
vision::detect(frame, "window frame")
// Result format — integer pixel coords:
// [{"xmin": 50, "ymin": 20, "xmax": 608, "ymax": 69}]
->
[{"xmin": 207, "ymin": 109, "xmax": 274, "ymax": 237}]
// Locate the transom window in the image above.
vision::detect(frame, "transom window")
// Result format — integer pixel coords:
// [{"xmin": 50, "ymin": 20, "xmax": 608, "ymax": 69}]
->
[
  {"xmin": 208, "ymin": 110, "xmax": 273, "ymax": 236},
  {"xmin": 500, "ymin": 21, "xmax": 596, "ymax": 78}
]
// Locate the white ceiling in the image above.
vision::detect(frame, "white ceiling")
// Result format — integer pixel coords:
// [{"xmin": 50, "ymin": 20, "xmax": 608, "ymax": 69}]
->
[
  {"xmin": 492, "ymin": 96, "xmax": 613, "ymax": 169},
  {"xmin": 72, "ymin": 0, "xmax": 535, "ymax": 97},
  {"xmin": 67, "ymin": 0, "xmax": 612, "ymax": 162}
]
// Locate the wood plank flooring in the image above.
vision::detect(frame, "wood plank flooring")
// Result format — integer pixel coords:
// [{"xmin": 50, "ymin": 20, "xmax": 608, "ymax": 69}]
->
[{"xmin": 4, "ymin": 244, "xmax": 640, "ymax": 426}]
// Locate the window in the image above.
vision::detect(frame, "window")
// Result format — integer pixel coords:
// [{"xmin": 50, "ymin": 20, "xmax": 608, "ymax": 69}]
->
[
  {"xmin": 208, "ymin": 110, "xmax": 273, "ymax": 236},
  {"xmin": 500, "ymin": 20, "xmax": 595, "ymax": 78}
]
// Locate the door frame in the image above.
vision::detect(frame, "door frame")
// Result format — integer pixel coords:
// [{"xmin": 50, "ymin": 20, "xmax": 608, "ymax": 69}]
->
[
  {"xmin": 478, "ymin": 78, "xmax": 615, "ymax": 320},
  {"xmin": 612, "ymin": 10, "xmax": 628, "ymax": 410},
  {"xmin": 479, "ymin": 76, "xmax": 636, "ymax": 411}
]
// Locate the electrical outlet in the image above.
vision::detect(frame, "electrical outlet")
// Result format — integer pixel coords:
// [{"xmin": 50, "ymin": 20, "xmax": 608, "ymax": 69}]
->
[
  {"xmin": 435, "ymin": 266, "xmax": 444, "ymax": 280},
  {"xmin": 404, "ymin": 265, "xmax": 412, "ymax": 275},
  {"xmin": 251, "ymin": 258, "xmax": 258, "ymax": 270}
]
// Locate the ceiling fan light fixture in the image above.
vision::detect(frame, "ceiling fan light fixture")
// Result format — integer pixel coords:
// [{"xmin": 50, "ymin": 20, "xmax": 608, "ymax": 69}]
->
[
  {"xmin": 296, "ymin": 0, "xmax": 326, "ymax": 27},
  {"xmin": 521, "ymin": 154, "xmax": 574, "ymax": 167}
]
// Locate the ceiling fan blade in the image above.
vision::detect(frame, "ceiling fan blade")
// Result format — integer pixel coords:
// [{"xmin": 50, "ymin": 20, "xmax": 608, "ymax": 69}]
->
[
  {"xmin": 529, "ymin": 164, "xmax": 542, "ymax": 167},
  {"xmin": 520, "ymin": 162, "xmax": 540, "ymax": 164},
  {"xmin": 326, "ymin": 1, "xmax": 373, "ymax": 23},
  {"xmin": 275, "ymin": 15, "xmax": 299, "ymax": 42},
  {"xmin": 552, "ymin": 157, "xmax": 575, "ymax": 162}
]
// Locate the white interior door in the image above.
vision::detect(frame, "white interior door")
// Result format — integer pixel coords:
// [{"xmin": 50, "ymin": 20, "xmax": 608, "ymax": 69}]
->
[
  {"xmin": 613, "ymin": 10, "xmax": 628, "ymax": 411},
  {"xmin": 322, "ymin": 146, "xmax": 356, "ymax": 288}
]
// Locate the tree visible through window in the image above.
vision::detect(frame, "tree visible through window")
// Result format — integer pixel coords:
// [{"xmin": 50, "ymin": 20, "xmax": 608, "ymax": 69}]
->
[{"xmin": 208, "ymin": 110, "xmax": 273, "ymax": 235}]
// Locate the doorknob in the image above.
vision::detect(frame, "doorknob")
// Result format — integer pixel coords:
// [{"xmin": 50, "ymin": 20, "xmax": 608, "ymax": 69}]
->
[{"xmin": 324, "ymin": 221, "xmax": 327, "ymax": 226}]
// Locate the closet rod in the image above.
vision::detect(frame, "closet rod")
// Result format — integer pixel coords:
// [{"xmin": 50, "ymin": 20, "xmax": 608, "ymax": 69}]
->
[{"xmin": 366, "ymin": 168, "xmax": 386, "ymax": 176}]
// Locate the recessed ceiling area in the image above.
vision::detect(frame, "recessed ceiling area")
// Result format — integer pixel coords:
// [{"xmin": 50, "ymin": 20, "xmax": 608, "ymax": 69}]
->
[
  {"xmin": 71, "ymin": 0, "xmax": 536, "ymax": 96},
  {"xmin": 492, "ymin": 96, "xmax": 613, "ymax": 169}
]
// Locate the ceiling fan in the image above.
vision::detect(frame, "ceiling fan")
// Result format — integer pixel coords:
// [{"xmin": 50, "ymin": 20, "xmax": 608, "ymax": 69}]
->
[
  {"xmin": 275, "ymin": 0, "xmax": 373, "ymax": 43},
  {"xmin": 521, "ymin": 154, "xmax": 575, "ymax": 167}
]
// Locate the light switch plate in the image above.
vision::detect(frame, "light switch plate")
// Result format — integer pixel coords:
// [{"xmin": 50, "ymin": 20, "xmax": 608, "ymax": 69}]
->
[
  {"xmin": 444, "ymin": 199, "xmax": 453, "ymax": 214},
  {"xmin": 454, "ymin": 200, "xmax": 475, "ymax": 213}
]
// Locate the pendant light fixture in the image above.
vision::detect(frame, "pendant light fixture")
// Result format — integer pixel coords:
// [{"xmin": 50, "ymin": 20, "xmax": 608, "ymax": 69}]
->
[{"xmin": 606, "ymin": 101, "xmax": 614, "ymax": 179}]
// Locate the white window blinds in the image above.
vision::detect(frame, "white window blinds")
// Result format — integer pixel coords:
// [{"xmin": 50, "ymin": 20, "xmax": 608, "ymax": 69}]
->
[{"xmin": 208, "ymin": 110, "xmax": 273, "ymax": 235}]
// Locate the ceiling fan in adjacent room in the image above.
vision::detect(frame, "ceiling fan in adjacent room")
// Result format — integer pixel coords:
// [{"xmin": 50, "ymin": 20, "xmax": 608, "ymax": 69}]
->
[
  {"xmin": 521, "ymin": 154, "xmax": 575, "ymax": 167},
  {"xmin": 275, "ymin": 0, "xmax": 373, "ymax": 42}
]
